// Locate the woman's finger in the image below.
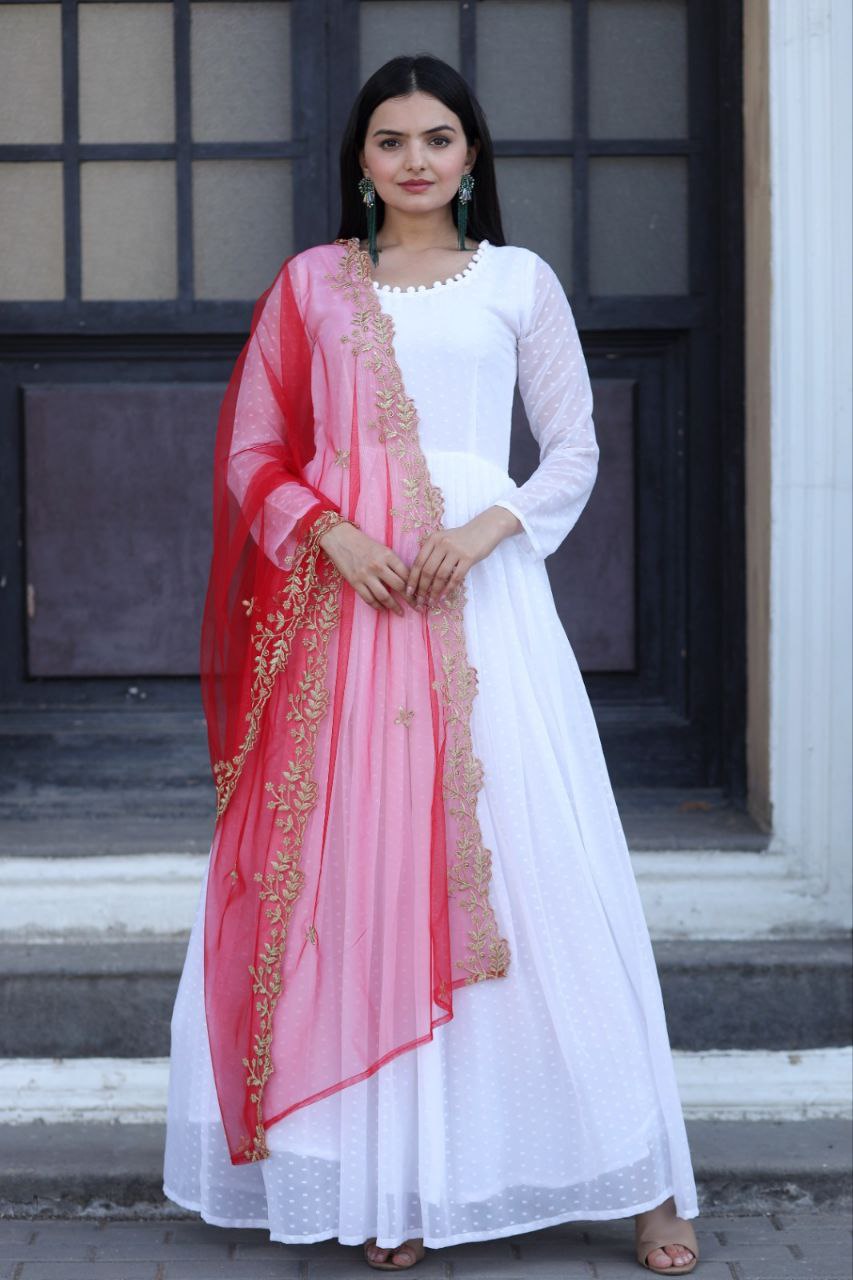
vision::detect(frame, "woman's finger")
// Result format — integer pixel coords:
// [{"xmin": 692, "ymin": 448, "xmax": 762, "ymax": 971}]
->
[
  {"xmin": 405, "ymin": 537, "xmax": 437, "ymax": 598},
  {"xmin": 436, "ymin": 563, "xmax": 467, "ymax": 603},
  {"xmin": 370, "ymin": 579, "xmax": 405, "ymax": 616},
  {"xmin": 354, "ymin": 583, "xmax": 381, "ymax": 610},
  {"xmin": 411, "ymin": 545, "xmax": 446, "ymax": 603},
  {"xmin": 380, "ymin": 563, "xmax": 416, "ymax": 607},
  {"xmin": 428, "ymin": 560, "xmax": 458, "ymax": 603},
  {"xmin": 386, "ymin": 551, "xmax": 412, "ymax": 584},
  {"xmin": 418, "ymin": 548, "xmax": 456, "ymax": 605}
]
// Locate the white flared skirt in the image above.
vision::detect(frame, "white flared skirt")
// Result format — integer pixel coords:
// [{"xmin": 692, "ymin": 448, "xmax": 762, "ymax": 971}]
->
[{"xmin": 163, "ymin": 455, "xmax": 700, "ymax": 1249}]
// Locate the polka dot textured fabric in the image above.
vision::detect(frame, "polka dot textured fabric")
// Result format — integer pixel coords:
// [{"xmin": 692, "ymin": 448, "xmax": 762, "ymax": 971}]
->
[{"xmin": 163, "ymin": 243, "xmax": 700, "ymax": 1250}]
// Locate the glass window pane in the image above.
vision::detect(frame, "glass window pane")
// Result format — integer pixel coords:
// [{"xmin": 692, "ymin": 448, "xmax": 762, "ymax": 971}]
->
[
  {"xmin": 81, "ymin": 161, "xmax": 177, "ymax": 300},
  {"xmin": 496, "ymin": 157, "xmax": 572, "ymax": 289},
  {"xmin": 589, "ymin": 0, "xmax": 687, "ymax": 139},
  {"xmin": 79, "ymin": 3, "xmax": 175, "ymax": 144},
  {"xmin": 193, "ymin": 159, "xmax": 293, "ymax": 299},
  {"xmin": 589, "ymin": 156, "xmax": 687, "ymax": 295},
  {"xmin": 191, "ymin": 2, "xmax": 292, "ymax": 142},
  {"xmin": 359, "ymin": 2, "xmax": 459, "ymax": 81},
  {"xmin": 477, "ymin": 1, "xmax": 572, "ymax": 139},
  {"xmin": 0, "ymin": 4, "xmax": 62, "ymax": 144},
  {"xmin": 0, "ymin": 163, "xmax": 65, "ymax": 300}
]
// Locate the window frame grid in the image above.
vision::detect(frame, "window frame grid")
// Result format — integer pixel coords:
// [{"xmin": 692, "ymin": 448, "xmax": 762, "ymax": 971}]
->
[
  {"xmin": 2, "ymin": 0, "xmax": 710, "ymax": 334},
  {"xmin": 0, "ymin": 0, "xmax": 316, "ymax": 330}
]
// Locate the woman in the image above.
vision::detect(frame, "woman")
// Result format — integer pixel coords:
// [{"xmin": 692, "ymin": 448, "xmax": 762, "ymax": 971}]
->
[{"xmin": 164, "ymin": 53, "xmax": 701, "ymax": 1275}]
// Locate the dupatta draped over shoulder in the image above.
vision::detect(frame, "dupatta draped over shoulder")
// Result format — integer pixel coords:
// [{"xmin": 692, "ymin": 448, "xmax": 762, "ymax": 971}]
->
[{"xmin": 199, "ymin": 239, "xmax": 511, "ymax": 1166}]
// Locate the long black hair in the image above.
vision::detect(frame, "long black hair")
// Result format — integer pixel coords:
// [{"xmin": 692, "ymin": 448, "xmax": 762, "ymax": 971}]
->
[{"xmin": 336, "ymin": 53, "xmax": 506, "ymax": 248}]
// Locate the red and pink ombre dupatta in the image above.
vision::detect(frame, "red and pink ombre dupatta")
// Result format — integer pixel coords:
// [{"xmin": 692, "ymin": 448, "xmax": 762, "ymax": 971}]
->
[{"xmin": 199, "ymin": 238, "xmax": 510, "ymax": 1167}]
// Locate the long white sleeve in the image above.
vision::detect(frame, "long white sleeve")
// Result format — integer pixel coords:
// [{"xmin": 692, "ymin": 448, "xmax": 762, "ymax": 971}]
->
[
  {"xmin": 226, "ymin": 268, "xmax": 322, "ymax": 567},
  {"xmin": 493, "ymin": 255, "xmax": 599, "ymax": 561}
]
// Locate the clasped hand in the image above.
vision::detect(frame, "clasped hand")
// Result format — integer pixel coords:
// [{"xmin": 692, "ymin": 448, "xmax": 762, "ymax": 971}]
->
[{"xmin": 318, "ymin": 506, "xmax": 519, "ymax": 617}]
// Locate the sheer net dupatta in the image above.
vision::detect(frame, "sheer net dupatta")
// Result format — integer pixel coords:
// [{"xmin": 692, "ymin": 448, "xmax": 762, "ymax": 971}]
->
[{"xmin": 199, "ymin": 241, "xmax": 510, "ymax": 1168}]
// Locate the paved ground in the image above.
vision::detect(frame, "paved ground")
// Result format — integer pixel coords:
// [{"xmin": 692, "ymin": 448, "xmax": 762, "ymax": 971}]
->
[
  {"xmin": 0, "ymin": 1210, "xmax": 851, "ymax": 1279},
  {"xmin": 3, "ymin": 1120, "xmax": 850, "ymax": 1215}
]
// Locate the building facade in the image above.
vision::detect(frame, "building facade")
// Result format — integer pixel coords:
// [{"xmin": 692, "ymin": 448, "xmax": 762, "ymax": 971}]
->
[{"xmin": 0, "ymin": 0, "xmax": 850, "ymax": 1126}]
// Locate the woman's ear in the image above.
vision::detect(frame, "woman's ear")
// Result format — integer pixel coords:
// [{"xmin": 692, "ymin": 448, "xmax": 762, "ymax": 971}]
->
[{"xmin": 465, "ymin": 139, "xmax": 480, "ymax": 172}]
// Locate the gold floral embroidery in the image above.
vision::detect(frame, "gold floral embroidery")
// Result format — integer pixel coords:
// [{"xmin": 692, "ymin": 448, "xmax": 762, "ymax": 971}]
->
[
  {"xmin": 327, "ymin": 238, "xmax": 511, "ymax": 986},
  {"xmin": 212, "ymin": 508, "xmax": 347, "ymax": 821},
  {"xmin": 237, "ymin": 511, "xmax": 343, "ymax": 1163},
  {"xmin": 334, "ymin": 448, "xmax": 351, "ymax": 468},
  {"xmin": 394, "ymin": 706, "xmax": 415, "ymax": 727},
  {"xmin": 306, "ymin": 923, "xmax": 318, "ymax": 945}
]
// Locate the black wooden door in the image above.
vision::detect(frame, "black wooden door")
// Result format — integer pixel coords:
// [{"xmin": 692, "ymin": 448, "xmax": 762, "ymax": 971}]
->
[{"xmin": 0, "ymin": 0, "xmax": 744, "ymax": 797}]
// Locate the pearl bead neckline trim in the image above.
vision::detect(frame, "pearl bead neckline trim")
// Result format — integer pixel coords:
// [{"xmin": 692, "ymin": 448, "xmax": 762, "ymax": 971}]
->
[{"xmin": 371, "ymin": 241, "xmax": 491, "ymax": 295}]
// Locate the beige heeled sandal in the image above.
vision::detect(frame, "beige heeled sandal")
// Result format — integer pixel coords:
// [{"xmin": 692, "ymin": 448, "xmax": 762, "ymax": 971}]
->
[
  {"xmin": 363, "ymin": 1236, "xmax": 426, "ymax": 1270},
  {"xmin": 635, "ymin": 1196, "xmax": 699, "ymax": 1274}
]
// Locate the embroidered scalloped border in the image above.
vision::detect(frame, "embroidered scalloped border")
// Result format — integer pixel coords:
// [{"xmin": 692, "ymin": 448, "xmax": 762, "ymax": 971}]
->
[
  {"xmin": 213, "ymin": 509, "xmax": 347, "ymax": 821},
  {"xmin": 327, "ymin": 237, "xmax": 511, "ymax": 985},
  {"xmin": 233, "ymin": 506, "xmax": 345, "ymax": 1162}
]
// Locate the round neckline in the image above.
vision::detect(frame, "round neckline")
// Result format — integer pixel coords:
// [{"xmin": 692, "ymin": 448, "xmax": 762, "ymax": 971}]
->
[{"xmin": 368, "ymin": 240, "xmax": 491, "ymax": 296}]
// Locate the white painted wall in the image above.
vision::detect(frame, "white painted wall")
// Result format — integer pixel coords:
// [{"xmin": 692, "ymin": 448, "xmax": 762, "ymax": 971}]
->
[{"xmin": 766, "ymin": 0, "xmax": 853, "ymax": 927}]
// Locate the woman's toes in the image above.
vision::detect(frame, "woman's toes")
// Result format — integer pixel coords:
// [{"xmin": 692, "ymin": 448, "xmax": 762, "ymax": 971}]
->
[
  {"xmin": 391, "ymin": 1244, "xmax": 416, "ymax": 1265},
  {"xmin": 649, "ymin": 1243, "xmax": 694, "ymax": 1267}
]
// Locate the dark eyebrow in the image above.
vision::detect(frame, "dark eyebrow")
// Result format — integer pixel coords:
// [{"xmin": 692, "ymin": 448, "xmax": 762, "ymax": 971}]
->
[{"xmin": 371, "ymin": 124, "xmax": 457, "ymax": 138}]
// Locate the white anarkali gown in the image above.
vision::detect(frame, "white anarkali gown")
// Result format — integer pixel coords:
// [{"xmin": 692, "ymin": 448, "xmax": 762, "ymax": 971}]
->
[{"xmin": 163, "ymin": 239, "xmax": 700, "ymax": 1248}]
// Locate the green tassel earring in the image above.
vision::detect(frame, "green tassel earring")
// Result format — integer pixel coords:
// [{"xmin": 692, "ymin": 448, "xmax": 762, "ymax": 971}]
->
[
  {"xmin": 358, "ymin": 175, "xmax": 378, "ymax": 266},
  {"xmin": 456, "ymin": 172, "xmax": 475, "ymax": 249}
]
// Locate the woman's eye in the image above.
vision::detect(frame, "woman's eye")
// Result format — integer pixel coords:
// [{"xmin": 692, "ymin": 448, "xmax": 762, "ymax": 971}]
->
[{"xmin": 377, "ymin": 137, "xmax": 451, "ymax": 150}]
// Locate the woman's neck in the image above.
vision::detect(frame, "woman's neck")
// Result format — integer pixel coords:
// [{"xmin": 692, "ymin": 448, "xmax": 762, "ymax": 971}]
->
[{"xmin": 376, "ymin": 208, "xmax": 461, "ymax": 253}]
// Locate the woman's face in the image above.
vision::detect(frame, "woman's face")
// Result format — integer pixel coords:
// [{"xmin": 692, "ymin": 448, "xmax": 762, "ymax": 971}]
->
[{"xmin": 358, "ymin": 90, "xmax": 478, "ymax": 220}]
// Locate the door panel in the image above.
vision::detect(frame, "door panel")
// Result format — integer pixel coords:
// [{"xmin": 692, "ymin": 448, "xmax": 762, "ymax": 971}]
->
[
  {"xmin": 24, "ymin": 383, "xmax": 223, "ymax": 676},
  {"xmin": 511, "ymin": 375, "xmax": 637, "ymax": 674},
  {"xmin": 0, "ymin": 0, "xmax": 745, "ymax": 795}
]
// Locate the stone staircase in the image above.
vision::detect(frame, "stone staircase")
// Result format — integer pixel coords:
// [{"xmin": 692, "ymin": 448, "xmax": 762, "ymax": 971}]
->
[{"xmin": 1, "ymin": 706, "xmax": 851, "ymax": 1216}]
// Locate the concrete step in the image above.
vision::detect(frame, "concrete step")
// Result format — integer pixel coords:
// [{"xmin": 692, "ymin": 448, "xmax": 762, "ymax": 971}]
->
[
  {"xmin": 0, "ymin": 1119, "xmax": 849, "ymax": 1217},
  {"xmin": 0, "ymin": 708, "xmax": 214, "ymax": 857},
  {"xmin": 3, "ymin": 1050, "xmax": 849, "ymax": 1128},
  {"xmin": 0, "ymin": 938, "xmax": 849, "ymax": 1059},
  {"xmin": 0, "ymin": 705, "xmax": 770, "ymax": 857}
]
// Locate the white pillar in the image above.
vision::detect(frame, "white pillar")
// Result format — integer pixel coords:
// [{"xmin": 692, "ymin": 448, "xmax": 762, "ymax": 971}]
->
[{"xmin": 768, "ymin": 0, "xmax": 852, "ymax": 923}]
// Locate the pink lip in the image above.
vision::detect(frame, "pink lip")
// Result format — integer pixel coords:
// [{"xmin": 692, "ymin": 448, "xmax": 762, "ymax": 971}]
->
[{"xmin": 400, "ymin": 181, "xmax": 432, "ymax": 191}]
